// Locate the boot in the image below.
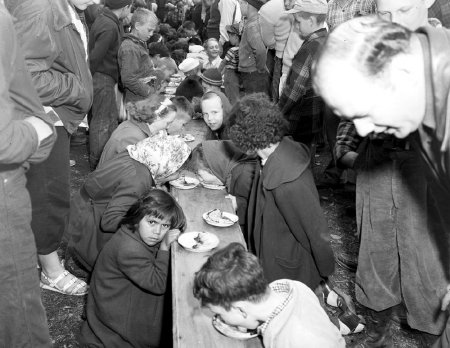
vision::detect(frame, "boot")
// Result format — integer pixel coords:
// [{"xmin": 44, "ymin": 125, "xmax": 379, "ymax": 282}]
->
[{"xmin": 361, "ymin": 308, "xmax": 394, "ymax": 348}]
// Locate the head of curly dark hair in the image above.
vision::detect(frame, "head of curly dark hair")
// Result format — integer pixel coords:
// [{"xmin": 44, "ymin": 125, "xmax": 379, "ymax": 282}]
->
[{"xmin": 228, "ymin": 93, "xmax": 288, "ymax": 151}]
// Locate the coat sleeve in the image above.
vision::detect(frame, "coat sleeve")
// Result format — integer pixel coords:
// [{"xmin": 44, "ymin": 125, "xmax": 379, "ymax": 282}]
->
[
  {"xmin": 273, "ymin": 177, "xmax": 335, "ymax": 278},
  {"xmin": 0, "ymin": 7, "xmax": 56, "ymax": 165},
  {"xmin": 11, "ymin": 5, "xmax": 92, "ymax": 116},
  {"xmin": 248, "ymin": 25, "xmax": 267, "ymax": 73},
  {"xmin": 100, "ymin": 170, "xmax": 154, "ymax": 232},
  {"xmin": 118, "ymin": 45, "xmax": 152, "ymax": 98},
  {"xmin": 117, "ymin": 245, "xmax": 170, "ymax": 294}
]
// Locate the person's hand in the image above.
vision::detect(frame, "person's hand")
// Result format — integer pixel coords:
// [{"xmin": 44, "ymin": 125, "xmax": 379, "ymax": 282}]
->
[
  {"xmin": 25, "ymin": 116, "xmax": 53, "ymax": 144},
  {"xmin": 441, "ymin": 285, "xmax": 450, "ymax": 311},
  {"xmin": 160, "ymin": 229, "xmax": 181, "ymax": 251},
  {"xmin": 339, "ymin": 151, "xmax": 359, "ymax": 169},
  {"xmin": 140, "ymin": 76, "xmax": 157, "ymax": 84}
]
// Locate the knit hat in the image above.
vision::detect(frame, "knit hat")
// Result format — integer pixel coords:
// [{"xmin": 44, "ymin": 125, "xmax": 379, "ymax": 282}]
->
[
  {"xmin": 245, "ymin": 0, "xmax": 265, "ymax": 11},
  {"xmin": 105, "ymin": 0, "xmax": 132, "ymax": 10},
  {"xmin": 178, "ymin": 58, "xmax": 200, "ymax": 73},
  {"xmin": 226, "ymin": 23, "xmax": 241, "ymax": 36},
  {"xmin": 175, "ymin": 77, "xmax": 204, "ymax": 101},
  {"xmin": 200, "ymin": 68, "xmax": 222, "ymax": 87},
  {"xmin": 285, "ymin": 0, "xmax": 328, "ymax": 14}
]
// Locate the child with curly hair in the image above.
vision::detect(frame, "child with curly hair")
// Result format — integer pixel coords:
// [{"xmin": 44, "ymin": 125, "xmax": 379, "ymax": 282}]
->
[
  {"xmin": 228, "ymin": 93, "xmax": 334, "ymax": 291},
  {"xmin": 80, "ymin": 189, "xmax": 185, "ymax": 347}
]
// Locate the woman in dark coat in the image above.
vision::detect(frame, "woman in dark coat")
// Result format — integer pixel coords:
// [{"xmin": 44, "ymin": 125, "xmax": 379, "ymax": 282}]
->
[
  {"xmin": 228, "ymin": 93, "xmax": 335, "ymax": 291},
  {"xmin": 67, "ymin": 134, "xmax": 191, "ymax": 271}
]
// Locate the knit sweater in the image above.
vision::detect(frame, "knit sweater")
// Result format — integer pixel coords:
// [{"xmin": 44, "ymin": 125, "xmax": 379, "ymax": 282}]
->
[{"xmin": 259, "ymin": 0, "xmax": 292, "ymax": 58}]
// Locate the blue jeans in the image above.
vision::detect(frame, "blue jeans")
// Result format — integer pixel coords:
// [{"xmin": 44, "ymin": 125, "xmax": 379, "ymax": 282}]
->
[
  {"xmin": 26, "ymin": 126, "xmax": 70, "ymax": 254},
  {"xmin": 89, "ymin": 72, "xmax": 119, "ymax": 170},
  {"xmin": 0, "ymin": 167, "xmax": 51, "ymax": 347},
  {"xmin": 240, "ymin": 71, "xmax": 269, "ymax": 96}
]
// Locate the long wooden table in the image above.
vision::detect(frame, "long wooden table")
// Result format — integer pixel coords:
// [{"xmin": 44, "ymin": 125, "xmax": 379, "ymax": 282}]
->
[{"xmin": 170, "ymin": 120, "xmax": 263, "ymax": 348}]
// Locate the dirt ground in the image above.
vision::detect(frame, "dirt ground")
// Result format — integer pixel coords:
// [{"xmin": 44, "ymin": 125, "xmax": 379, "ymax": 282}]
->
[{"xmin": 41, "ymin": 132, "xmax": 429, "ymax": 347}]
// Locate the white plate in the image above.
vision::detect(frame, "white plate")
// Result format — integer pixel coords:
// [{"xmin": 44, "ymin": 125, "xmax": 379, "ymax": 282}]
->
[
  {"xmin": 212, "ymin": 315, "xmax": 258, "ymax": 340},
  {"xmin": 178, "ymin": 232, "xmax": 219, "ymax": 253},
  {"xmin": 169, "ymin": 176, "xmax": 199, "ymax": 190},
  {"xmin": 203, "ymin": 209, "xmax": 238, "ymax": 227},
  {"xmin": 174, "ymin": 134, "xmax": 195, "ymax": 142},
  {"xmin": 200, "ymin": 181, "xmax": 226, "ymax": 190},
  {"xmin": 165, "ymin": 87, "xmax": 177, "ymax": 95}
]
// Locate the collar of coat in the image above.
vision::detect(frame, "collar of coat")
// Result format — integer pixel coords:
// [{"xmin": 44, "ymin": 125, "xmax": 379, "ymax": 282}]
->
[
  {"xmin": 49, "ymin": 0, "xmax": 74, "ymax": 31},
  {"xmin": 416, "ymin": 26, "xmax": 450, "ymax": 152},
  {"xmin": 261, "ymin": 136, "xmax": 310, "ymax": 190},
  {"xmin": 123, "ymin": 33, "xmax": 148, "ymax": 49}
]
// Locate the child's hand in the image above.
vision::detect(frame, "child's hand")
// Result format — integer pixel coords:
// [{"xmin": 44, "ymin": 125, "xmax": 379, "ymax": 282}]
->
[{"xmin": 160, "ymin": 229, "xmax": 181, "ymax": 251}]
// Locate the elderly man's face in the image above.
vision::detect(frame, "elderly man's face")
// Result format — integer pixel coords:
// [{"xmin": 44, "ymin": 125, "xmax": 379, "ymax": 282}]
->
[
  {"xmin": 314, "ymin": 61, "xmax": 426, "ymax": 139},
  {"xmin": 376, "ymin": 0, "xmax": 434, "ymax": 30}
]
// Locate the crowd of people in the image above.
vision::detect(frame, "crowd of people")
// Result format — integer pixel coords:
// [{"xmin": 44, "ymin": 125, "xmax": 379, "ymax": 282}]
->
[{"xmin": 2, "ymin": 0, "xmax": 450, "ymax": 346}]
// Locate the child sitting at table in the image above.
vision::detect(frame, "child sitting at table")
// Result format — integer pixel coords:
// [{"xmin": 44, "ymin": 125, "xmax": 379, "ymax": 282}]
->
[
  {"xmin": 201, "ymin": 90, "xmax": 232, "ymax": 140},
  {"xmin": 80, "ymin": 189, "xmax": 186, "ymax": 348},
  {"xmin": 190, "ymin": 140, "xmax": 257, "ymax": 237},
  {"xmin": 193, "ymin": 242, "xmax": 345, "ymax": 348}
]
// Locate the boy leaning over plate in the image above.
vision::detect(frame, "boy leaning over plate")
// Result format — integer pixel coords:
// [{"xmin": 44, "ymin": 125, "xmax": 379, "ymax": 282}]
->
[{"xmin": 193, "ymin": 243, "xmax": 345, "ymax": 348}]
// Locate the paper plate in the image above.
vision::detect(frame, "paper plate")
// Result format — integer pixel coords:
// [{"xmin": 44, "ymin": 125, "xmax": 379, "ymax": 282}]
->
[
  {"xmin": 169, "ymin": 176, "xmax": 199, "ymax": 190},
  {"xmin": 178, "ymin": 232, "xmax": 219, "ymax": 253},
  {"xmin": 200, "ymin": 181, "xmax": 226, "ymax": 190},
  {"xmin": 203, "ymin": 209, "xmax": 238, "ymax": 227},
  {"xmin": 212, "ymin": 315, "xmax": 258, "ymax": 340},
  {"xmin": 174, "ymin": 134, "xmax": 195, "ymax": 142}
]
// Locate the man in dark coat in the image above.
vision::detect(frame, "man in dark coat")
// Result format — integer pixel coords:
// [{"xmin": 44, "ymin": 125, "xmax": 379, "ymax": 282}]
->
[{"xmin": 313, "ymin": 15, "xmax": 450, "ymax": 347}]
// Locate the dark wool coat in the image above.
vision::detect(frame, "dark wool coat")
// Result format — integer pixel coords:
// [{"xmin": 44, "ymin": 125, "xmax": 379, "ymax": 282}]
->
[
  {"xmin": 247, "ymin": 137, "xmax": 335, "ymax": 290},
  {"xmin": 67, "ymin": 152, "xmax": 154, "ymax": 271},
  {"xmin": 80, "ymin": 226, "xmax": 169, "ymax": 348}
]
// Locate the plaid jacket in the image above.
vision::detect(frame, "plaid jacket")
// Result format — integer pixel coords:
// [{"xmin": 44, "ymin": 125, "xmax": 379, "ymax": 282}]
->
[
  {"xmin": 335, "ymin": 120, "xmax": 362, "ymax": 162},
  {"xmin": 327, "ymin": 0, "xmax": 376, "ymax": 32},
  {"xmin": 278, "ymin": 28, "xmax": 327, "ymax": 137},
  {"xmin": 429, "ymin": 0, "xmax": 450, "ymax": 29}
]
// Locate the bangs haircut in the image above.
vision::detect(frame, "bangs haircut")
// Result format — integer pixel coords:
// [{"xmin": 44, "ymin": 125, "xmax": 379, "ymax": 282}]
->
[
  {"xmin": 193, "ymin": 243, "xmax": 269, "ymax": 310},
  {"xmin": 201, "ymin": 91, "xmax": 222, "ymax": 105},
  {"xmin": 120, "ymin": 189, "xmax": 186, "ymax": 232}
]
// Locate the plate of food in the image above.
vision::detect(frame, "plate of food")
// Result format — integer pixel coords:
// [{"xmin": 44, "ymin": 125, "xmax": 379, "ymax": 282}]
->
[
  {"xmin": 169, "ymin": 176, "xmax": 199, "ymax": 190},
  {"xmin": 165, "ymin": 86, "xmax": 177, "ymax": 95},
  {"xmin": 174, "ymin": 134, "xmax": 195, "ymax": 142},
  {"xmin": 178, "ymin": 232, "xmax": 219, "ymax": 252},
  {"xmin": 212, "ymin": 315, "xmax": 258, "ymax": 340},
  {"xmin": 200, "ymin": 181, "xmax": 226, "ymax": 190},
  {"xmin": 203, "ymin": 209, "xmax": 238, "ymax": 227}
]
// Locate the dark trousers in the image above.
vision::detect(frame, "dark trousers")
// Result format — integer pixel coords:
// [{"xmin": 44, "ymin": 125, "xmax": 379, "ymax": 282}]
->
[
  {"xmin": 241, "ymin": 71, "xmax": 269, "ymax": 96},
  {"xmin": 271, "ymin": 56, "xmax": 282, "ymax": 103},
  {"xmin": 323, "ymin": 107, "xmax": 343, "ymax": 179},
  {"xmin": 1, "ymin": 168, "xmax": 52, "ymax": 347},
  {"xmin": 89, "ymin": 72, "xmax": 119, "ymax": 171},
  {"xmin": 26, "ymin": 126, "xmax": 71, "ymax": 255}
]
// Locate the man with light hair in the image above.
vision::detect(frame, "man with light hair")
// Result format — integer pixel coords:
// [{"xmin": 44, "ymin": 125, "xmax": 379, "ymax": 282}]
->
[{"xmin": 313, "ymin": 9, "xmax": 450, "ymax": 347}]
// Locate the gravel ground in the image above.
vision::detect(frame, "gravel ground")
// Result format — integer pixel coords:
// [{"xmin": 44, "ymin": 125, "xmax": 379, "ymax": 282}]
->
[{"xmin": 41, "ymin": 135, "xmax": 428, "ymax": 347}]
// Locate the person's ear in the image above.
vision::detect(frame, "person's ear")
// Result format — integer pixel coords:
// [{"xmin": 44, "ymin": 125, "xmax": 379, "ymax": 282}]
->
[{"xmin": 233, "ymin": 301, "xmax": 250, "ymax": 318}]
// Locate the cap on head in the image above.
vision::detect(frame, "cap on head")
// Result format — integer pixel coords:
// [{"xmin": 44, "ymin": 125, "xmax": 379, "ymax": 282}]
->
[
  {"xmin": 200, "ymin": 68, "xmax": 223, "ymax": 87},
  {"xmin": 226, "ymin": 23, "xmax": 241, "ymax": 36},
  {"xmin": 285, "ymin": 0, "xmax": 328, "ymax": 14},
  {"xmin": 178, "ymin": 58, "xmax": 200, "ymax": 73}
]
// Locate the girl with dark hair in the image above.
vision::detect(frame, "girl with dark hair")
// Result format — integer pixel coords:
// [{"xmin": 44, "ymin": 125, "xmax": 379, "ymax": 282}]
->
[{"xmin": 80, "ymin": 189, "xmax": 185, "ymax": 347}]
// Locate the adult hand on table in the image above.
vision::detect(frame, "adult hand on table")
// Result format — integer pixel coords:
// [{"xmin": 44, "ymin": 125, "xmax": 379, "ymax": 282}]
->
[{"xmin": 160, "ymin": 229, "xmax": 181, "ymax": 251}]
